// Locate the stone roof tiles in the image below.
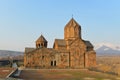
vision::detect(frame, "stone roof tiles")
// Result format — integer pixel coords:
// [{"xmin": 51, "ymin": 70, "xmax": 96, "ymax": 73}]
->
[
  {"xmin": 54, "ymin": 39, "xmax": 66, "ymax": 47},
  {"xmin": 36, "ymin": 35, "xmax": 47, "ymax": 43},
  {"xmin": 65, "ymin": 18, "xmax": 81, "ymax": 28},
  {"xmin": 83, "ymin": 40, "xmax": 93, "ymax": 48},
  {"xmin": 25, "ymin": 47, "xmax": 35, "ymax": 53}
]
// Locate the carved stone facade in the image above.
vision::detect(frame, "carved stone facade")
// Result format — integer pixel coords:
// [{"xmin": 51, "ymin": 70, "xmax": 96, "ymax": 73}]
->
[{"xmin": 24, "ymin": 18, "xmax": 96, "ymax": 69}]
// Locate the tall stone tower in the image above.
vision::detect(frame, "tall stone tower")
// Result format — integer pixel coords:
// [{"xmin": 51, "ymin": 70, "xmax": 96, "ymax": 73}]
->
[
  {"xmin": 36, "ymin": 35, "xmax": 47, "ymax": 48},
  {"xmin": 64, "ymin": 18, "xmax": 81, "ymax": 41},
  {"xmin": 64, "ymin": 18, "xmax": 81, "ymax": 49}
]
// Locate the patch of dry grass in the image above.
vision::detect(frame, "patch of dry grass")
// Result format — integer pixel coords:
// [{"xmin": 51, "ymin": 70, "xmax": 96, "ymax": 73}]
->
[
  {"xmin": 18, "ymin": 69, "xmax": 118, "ymax": 80},
  {"xmin": 97, "ymin": 56, "xmax": 120, "ymax": 75},
  {"xmin": 0, "ymin": 68, "xmax": 15, "ymax": 78}
]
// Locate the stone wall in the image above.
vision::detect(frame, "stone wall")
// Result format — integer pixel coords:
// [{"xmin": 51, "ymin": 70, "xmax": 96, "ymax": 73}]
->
[
  {"xmin": 24, "ymin": 48, "xmax": 70, "ymax": 69},
  {"xmin": 69, "ymin": 39, "xmax": 86, "ymax": 68},
  {"xmin": 86, "ymin": 51, "xmax": 96, "ymax": 68}
]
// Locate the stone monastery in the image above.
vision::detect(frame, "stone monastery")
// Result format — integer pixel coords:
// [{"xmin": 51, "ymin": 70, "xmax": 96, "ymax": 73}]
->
[{"xmin": 24, "ymin": 18, "xmax": 96, "ymax": 69}]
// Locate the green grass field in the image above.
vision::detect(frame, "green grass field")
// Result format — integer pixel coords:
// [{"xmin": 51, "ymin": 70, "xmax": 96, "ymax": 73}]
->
[{"xmin": 18, "ymin": 69, "xmax": 120, "ymax": 80}]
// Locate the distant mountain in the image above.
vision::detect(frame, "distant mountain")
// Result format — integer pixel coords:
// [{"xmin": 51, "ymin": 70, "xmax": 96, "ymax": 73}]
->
[
  {"xmin": 0, "ymin": 50, "xmax": 24, "ymax": 58},
  {"xmin": 95, "ymin": 43, "xmax": 120, "ymax": 56}
]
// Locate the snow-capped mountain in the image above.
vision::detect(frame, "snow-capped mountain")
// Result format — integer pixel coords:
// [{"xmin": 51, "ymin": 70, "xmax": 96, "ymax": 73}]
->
[
  {"xmin": 95, "ymin": 42, "xmax": 120, "ymax": 51},
  {"xmin": 94, "ymin": 43, "xmax": 120, "ymax": 56}
]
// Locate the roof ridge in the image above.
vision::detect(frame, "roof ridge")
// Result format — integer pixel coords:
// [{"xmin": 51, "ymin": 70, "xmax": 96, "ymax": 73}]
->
[
  {"xmin": 65, "ymin": 18, "xmax": 80, "ymax": 28},
  {"xmin": 36, "ymin": 34, "xmax": 47, "ymax": 42}
]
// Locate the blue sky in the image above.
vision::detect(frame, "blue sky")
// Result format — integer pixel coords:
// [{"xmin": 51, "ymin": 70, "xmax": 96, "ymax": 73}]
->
[{"xmin": 0, "ymin": 0, "xmax": 120, "ymax": 51}]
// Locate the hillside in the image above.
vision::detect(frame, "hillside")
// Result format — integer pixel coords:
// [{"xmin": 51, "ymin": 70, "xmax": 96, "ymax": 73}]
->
[{"xmin": 0, "ymin": 50, "xmax": 23, "ymax": 58}]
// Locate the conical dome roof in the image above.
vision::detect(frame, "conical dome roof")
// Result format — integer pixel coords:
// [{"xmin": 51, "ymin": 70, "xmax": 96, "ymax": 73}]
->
[
  {"xmin": 36, "ymin": 35, "xmax": 47, "ymax": 42},
  {"xmin": 65, "ymin": 18, "xmax": 81, "ymax": 29},
  {"xmin": 64, "ymin": 18, "xmax": 82, "ymax": 40}
]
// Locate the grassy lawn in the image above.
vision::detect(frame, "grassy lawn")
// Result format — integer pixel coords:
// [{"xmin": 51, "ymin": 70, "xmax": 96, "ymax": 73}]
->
[{"xmin": 19, "ymin": 69, "xmax": 120, "ymax": 80}]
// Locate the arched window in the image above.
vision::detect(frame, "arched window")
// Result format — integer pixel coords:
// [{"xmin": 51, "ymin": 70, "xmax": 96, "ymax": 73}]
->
[
  {"xmin": 51, "ymin": 61, "xmax": 53, "ymax": 66},
  {"xmin": 38, "ymin": 44, "xmax": 40, "ymax": 48},
  {"xmin": 42, "ymin": 56, "xmax": 44, "ymax": 59},
  {"xmin": 51, "ymin": 60, "xmax": 56, "ymax": 66},
  {"xmin": 54, "ymin": 61, "xmax": 56, "ymax": 66}
]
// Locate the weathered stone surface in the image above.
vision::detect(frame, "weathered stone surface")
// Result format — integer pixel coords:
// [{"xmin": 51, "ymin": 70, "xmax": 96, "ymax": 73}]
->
[{"xmin": 24, "ymin": 18, "xmax": 96, "ymax": 69}]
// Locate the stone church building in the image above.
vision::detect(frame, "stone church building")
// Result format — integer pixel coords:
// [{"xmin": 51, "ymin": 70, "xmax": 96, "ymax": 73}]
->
[{"xmin": 24, "ymin": 18, "xmax": 96, "ymax": 69}]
